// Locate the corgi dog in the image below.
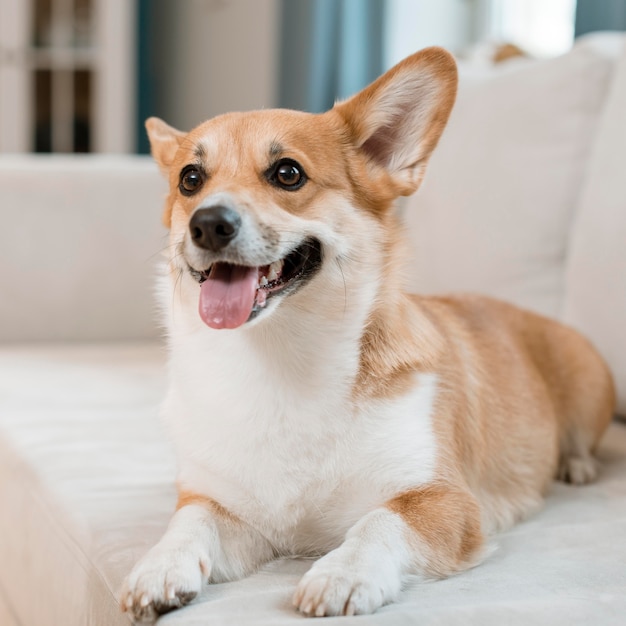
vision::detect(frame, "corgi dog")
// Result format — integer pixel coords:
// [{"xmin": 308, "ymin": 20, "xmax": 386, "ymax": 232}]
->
[{"xmin": 121, "ymin": 47, "xmax": 615, "ymax": 621}]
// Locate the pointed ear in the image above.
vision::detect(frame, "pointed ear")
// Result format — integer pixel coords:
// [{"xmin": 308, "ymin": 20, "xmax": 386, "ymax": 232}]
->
[
  {"xmin": 333, "ymin": 47, "xmax": 457, "ymax": 195},
  {"xmin": 145, "ymin": 117, "xmax": 186, "ymax": 173}
]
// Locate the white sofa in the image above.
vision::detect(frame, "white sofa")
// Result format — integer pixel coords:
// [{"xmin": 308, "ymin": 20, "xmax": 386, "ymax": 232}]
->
[{"xmin": 1, "ymin": 33, "xmax": 625, "ymax": 625}]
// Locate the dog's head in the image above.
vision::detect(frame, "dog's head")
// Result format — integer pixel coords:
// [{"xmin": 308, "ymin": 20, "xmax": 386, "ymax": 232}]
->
[{"xmin": 148, "ymin": 48, "xmax": 457, "ymax": 330}]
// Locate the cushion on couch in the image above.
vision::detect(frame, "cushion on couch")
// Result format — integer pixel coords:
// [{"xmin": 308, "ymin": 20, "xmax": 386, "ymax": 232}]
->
[
  {"xmin": 403, "ymin": 40, "xmax": 614, "ymax": 321},
  {"xmin": 1, "ymin": 344, "xmax": 625, "ymax": 625}
]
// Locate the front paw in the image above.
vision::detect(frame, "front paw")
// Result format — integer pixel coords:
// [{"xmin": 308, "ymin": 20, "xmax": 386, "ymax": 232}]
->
[
  {"xmin": 293, "ymin": 548, "xmax": 399, "ymax": 617},
  {"xmin": 120, "ymin": 546, "xmax": 210, "ymax": 623}
]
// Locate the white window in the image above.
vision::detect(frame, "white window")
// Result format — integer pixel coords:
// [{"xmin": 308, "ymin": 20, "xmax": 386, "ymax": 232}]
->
[
  {"xmin": 384, "ymin": 0, "xmax": 578, "ymax": 68},
  {"xmin": 0, "ymin": 0, "xmax": 136, "ymax": 153},
  {"xmin": 484, "ymin": 0, "xmax": 577, "ymax": 57}
]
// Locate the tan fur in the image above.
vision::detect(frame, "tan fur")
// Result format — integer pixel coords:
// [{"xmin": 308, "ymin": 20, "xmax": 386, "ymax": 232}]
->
[
  {"xmin": 153, "ymin": 111, "xmax": 358, "ymax": 233},
  {"xmin": 334, "ymin": 47, "xmax": 458, "ymax": 197},
  {"xmin": 176, "ymin": 489, "xmax": 237, "ymax": 523},
  {"xmin": 135, "ymin": 46, "xmax": 615, "ymax": 612},
  {"xmin": 493, "ymin": 43, "xmax": 527, "ymax": 64},
  {"xmin": 387, "ymin": 484, "xmax": 484, "ymax": 577},
  {"xmin": 371, "ymin": 287, "xmax": 615, "ymax": 545}
]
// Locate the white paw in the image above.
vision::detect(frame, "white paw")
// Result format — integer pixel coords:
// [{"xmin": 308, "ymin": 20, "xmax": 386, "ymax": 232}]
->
[
  {"xmin": 120, "ymin": 545, "xmax": 210, "ymax": 623},
  {"xmin": 293, "ymin": 548, "xmax": 400, "ymax": 617},
  {"xmin": 558, "ymin": 454, "xmax": 598, "ymax": 485}
]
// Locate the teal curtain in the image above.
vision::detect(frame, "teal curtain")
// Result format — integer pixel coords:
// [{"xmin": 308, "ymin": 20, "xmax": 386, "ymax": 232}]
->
[
  {"xmin": 575, "ymin": 0, "xmax": 626, "ymax": 36},
  {"xmin": 278, "ymin": 0, "xmax": 385, "ymax": 113},
  {"xmin": 136, "ymin": 0, "xmax": 154, "ymax": 154}
]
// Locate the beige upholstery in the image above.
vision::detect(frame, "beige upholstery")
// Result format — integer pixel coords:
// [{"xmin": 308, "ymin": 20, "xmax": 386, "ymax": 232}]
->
[
  {"xmin": 1, "ymin": 33, "xmax": 626, "ymax": 626},
  {"xmin": 0, "ymin": 344, "xmax": 625, "ymax": 625},
  {"xmin": 0, "ymin": 156, "xmax": 167, "ymax": 342},
  {"xmin": 404, "ymin": 43, "xmax": 613, "ymax": 320}
]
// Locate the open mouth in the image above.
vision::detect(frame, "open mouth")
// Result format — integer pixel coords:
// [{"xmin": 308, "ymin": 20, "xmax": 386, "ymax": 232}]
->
[{"xmin": 190, "ymin": 237, "xmax": 323, "ymax": 329}]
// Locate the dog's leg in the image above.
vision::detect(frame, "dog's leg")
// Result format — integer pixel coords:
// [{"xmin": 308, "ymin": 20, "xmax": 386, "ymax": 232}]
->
[
  {"xmin": 121, "ymin": 493, "xmax": 274, "ymax": 622},
  {"xmin": 293, "ymin": 484, "xmax": 484, "ymax": 617}
]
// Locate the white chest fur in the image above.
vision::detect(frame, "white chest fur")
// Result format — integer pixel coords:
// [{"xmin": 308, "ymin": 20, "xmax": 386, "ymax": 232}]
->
[
  {"xmin": 163, "ymin": 312, "xmax": 439, "ymax": 553},
  {"xmin": 159, "ymin": 247, "xmax": 439, "ymax": 550}
]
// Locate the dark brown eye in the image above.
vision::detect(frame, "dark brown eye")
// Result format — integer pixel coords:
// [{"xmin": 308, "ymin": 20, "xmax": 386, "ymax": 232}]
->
[
  {"xmin": 271, "ymin": 159, "xmax": 306, "ymax": 190},
  {"xmin": 179, "ymin": 166, "xmax": 204, "ymax": 195}
]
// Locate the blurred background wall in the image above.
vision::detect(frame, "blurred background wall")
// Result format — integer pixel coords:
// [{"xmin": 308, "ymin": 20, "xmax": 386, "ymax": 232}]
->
[{"xmin": 0, "ymin": 0, "xmax": 624, "ymax": 155}]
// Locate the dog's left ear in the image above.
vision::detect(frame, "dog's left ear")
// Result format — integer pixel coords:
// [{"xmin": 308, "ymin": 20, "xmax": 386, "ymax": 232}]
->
[{"xmin": 333, "ymin": 47, "xmax": 457, "ymax": 195}]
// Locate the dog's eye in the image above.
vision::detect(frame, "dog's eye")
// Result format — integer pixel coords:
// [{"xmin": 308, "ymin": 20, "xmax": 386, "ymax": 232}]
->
[
  {"xmin": 179, "ymin": 166, "xmax": 205, "ymax": 195},
  {"xmin": 270, "ymin": 159, "xmax": 306, "ymax": 190}
]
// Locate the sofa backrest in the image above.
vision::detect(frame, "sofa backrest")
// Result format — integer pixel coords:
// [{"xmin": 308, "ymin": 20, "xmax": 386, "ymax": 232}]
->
[{"xmin": 0, "ymin": 156, "xmax": 167, "ymax": 342}]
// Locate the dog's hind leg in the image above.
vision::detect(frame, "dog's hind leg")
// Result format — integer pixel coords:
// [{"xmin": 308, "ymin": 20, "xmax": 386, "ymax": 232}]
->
[
  {"xmin": 553, "ymin": 333, "xmax": 615, "ymax": 486},
  {"xmin": 557, "ymin": 429, "xmax": 600, "ymax": 485}
]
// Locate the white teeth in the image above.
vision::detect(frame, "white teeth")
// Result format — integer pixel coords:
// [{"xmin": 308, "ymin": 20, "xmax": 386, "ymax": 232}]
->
[
  {"xmin": 267, "ymin": 259, "xmax": 283, "ymax": 282},
  {"xmin": 256, "ymin": 289, "xmax": 268, "ymax": 307},
  {"xmin": 259, "ymin": 275, "xmax": 268, "ymax": 287}
]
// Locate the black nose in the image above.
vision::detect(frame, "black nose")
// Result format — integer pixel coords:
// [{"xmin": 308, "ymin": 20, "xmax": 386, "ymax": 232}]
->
[{"xmin": 189, "ymin": 206, "xmax": 241, "ymax": 251}]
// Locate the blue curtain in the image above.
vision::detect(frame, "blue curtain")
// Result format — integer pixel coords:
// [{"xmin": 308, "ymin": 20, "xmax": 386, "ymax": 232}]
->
[
  {"xmin": 278, "ymin": 0, "xmax": 385, "ymax": 113},
  {"xmin": 575, "ymin": 0, "xmax": 626, "ymax": 36}
]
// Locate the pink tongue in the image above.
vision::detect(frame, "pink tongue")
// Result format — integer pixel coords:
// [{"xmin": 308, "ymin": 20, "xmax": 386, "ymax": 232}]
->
[{"xmin": 199, "ymin": 264, "xmax": 258, "ymax": 329}]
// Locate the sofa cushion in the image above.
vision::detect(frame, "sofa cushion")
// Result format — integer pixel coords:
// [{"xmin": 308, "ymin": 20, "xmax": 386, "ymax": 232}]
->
[
  {"xmin": 1, "ymin": 344, "xmax": 626, "ymax": 625},
  {"xmin": 0, "ymin": 156, "xmax": 167, "ymax": 342},
  {"xmin": 562, "ymin": 38, "xmax": 626, "ymax": 415},
  {"xmin": 402, "ymin": 40, "xmax": 614, "ymax": 320}
]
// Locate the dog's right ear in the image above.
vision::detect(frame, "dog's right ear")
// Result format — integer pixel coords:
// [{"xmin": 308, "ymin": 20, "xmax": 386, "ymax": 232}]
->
[{"xmin": 145, "ymin": 117, "xmax": 186, "ymax": 173}]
